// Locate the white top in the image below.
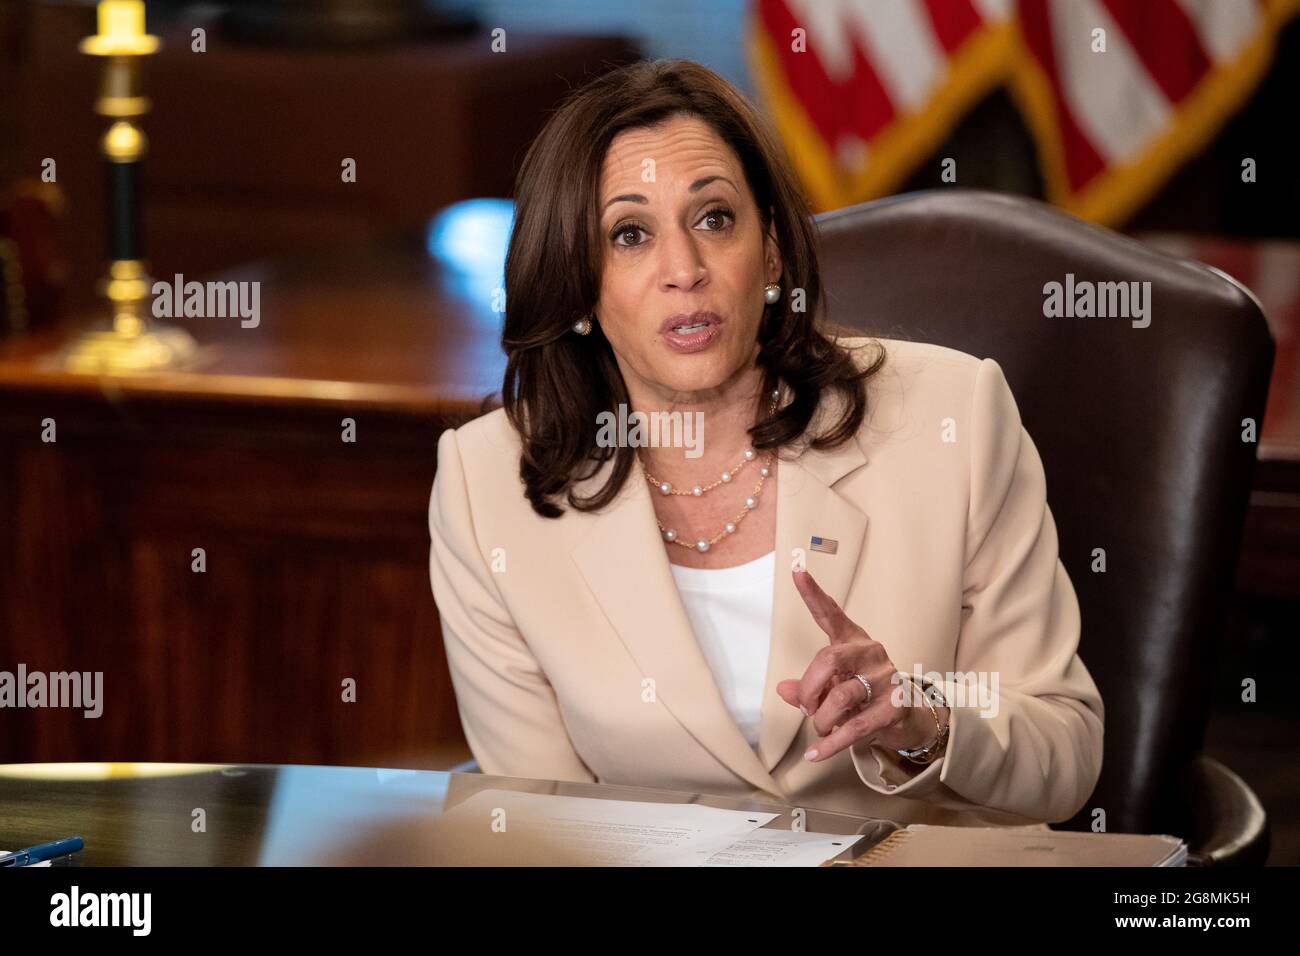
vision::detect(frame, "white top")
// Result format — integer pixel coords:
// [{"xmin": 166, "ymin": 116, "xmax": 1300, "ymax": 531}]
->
[{"xmin": 668, "ymin": 550, "xmax": 776, "ymax": 751}]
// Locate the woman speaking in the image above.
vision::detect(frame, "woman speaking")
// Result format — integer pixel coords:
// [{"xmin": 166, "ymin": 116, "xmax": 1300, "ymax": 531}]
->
[{"xmin": 428, "ymin": 59, "xmax": 1103, "ymax": 827}]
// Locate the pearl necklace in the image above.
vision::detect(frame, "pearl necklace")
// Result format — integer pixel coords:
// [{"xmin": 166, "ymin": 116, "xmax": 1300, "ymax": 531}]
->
[
  {"xmin": 651, "ymin": 453, "xmax": 774, "ymax": 553},
  {"xmin": 641, "ymin": 445, "xmax": 761, "ymax": 497},
  {"xmin": 639, "ymin": 387, "xmax": 779, "ymax": 554}
]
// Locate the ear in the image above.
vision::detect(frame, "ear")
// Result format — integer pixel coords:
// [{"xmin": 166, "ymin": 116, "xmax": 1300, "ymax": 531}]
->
[{"xmin": 764, "ymin": 209, "xmax": 782, "ymax": 284}]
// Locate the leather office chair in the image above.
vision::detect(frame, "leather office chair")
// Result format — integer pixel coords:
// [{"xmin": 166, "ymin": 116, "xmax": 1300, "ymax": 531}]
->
[{"xmin": 815, "ymin": 189, "xmax": 1274, "ymax": 866}]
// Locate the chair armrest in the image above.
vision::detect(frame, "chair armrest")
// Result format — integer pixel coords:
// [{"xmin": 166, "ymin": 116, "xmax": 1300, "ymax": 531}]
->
[{"xmin": 1179, "ymin": 754, "xmax": 1269, "ymax": 866}]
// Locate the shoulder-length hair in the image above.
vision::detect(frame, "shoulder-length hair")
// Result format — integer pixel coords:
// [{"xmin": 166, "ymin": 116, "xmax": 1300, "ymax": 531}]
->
[{"xmin": 501, "ymin": 58, "xmax": 884, "ymax": 518}]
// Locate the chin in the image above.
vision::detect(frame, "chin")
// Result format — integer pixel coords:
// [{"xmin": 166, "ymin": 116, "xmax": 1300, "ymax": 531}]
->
[{"xmin": 651, "ymin": 348, "xmax": 741, "ymax": 396}]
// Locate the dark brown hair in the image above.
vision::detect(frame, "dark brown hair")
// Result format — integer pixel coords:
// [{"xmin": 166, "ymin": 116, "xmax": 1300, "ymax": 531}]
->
[{"xmin": 501, "ymin": 58, "xmax": 884, "ymax": 518}]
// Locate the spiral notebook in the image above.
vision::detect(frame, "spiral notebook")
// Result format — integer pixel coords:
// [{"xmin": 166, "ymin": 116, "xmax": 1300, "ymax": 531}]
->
[{"xmin": 822, "ymin": 824, "xmax": 1187, "ymax": 867}]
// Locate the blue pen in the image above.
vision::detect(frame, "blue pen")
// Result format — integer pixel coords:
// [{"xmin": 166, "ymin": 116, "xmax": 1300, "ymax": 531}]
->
[{"xmin": 0, "ymin": 836, "xmax": 84, "ymax": 867}]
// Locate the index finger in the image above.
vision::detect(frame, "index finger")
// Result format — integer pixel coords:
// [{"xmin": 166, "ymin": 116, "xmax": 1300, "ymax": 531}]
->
[{"xmin": 792, "ymin": 567, "xmax": 855, "ymax": 643}]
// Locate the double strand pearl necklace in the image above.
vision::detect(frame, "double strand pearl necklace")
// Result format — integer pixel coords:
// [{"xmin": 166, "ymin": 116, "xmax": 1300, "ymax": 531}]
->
[{"xmin": 639, "ymin": 387, "xmax": 779, "ymax": 554}]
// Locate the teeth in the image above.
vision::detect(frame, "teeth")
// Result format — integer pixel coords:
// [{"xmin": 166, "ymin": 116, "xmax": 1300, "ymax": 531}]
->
[{"xmin": 674, "ymin": 323, "xmax": 708, "ymax": 333}]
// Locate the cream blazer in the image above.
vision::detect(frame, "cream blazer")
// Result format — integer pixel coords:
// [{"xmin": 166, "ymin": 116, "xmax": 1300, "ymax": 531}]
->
[{"xmin": 428, "ymin": 337, "xmax": 1105, "ymax": 827}]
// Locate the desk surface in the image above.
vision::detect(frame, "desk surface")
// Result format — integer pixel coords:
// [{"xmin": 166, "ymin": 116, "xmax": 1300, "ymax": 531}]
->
[
  {"xmin": 0, "ymin": 215, "xmax": 510, "ymax": 417},
  {"xmin": 0, "ymin": 763, "xmax": 892, "ymax": 866}
]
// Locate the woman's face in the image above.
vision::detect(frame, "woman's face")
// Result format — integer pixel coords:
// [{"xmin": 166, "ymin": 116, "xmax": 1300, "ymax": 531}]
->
[{"xmin": 594, "ymin": 113, "xmax": 781, "ymax": 402}]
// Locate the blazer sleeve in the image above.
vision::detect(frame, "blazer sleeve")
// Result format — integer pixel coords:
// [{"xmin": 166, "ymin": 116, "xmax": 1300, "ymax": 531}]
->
[
  {"xmin": 849, "ymin": 357, "xmax": 1105, "ymax": 824},
  {"xmin": 429, "ymin": 426, "xmax": 597, "ymax": 784}
]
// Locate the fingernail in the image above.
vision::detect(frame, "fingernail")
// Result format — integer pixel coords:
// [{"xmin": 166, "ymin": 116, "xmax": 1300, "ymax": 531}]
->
[
  {"xmin": 804, "ymin": 748, "xmax": 819, "ymax": 761},
  {"xmin": 799, "ymin": 705, "xmax": 812, "ymax": 717}
]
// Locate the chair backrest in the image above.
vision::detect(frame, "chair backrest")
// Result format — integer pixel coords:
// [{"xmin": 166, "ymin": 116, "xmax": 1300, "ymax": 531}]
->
[{"xmin": 814, "ymin": 190, "xmax": 1274, "ymax": 835}]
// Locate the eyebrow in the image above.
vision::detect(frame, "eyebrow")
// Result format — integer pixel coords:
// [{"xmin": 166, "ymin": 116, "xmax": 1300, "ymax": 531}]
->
[{"xmin": 601, "ymin": 175, "xmax": 738, "ymax": 212}]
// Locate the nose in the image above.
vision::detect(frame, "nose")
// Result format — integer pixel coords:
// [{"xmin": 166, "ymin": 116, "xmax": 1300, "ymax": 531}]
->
[{"xmin": 657, "ymin": 224, "xmax": 708, "ymax": 293}]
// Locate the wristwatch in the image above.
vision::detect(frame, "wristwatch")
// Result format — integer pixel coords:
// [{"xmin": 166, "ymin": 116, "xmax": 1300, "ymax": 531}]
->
[{"xmin": 896, "ymin": 674, "xmax": 949, "ymax": 764}]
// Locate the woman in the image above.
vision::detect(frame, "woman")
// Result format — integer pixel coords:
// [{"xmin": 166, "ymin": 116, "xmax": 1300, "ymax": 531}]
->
[{"xmin": 428, "ymin": 59, "xmax": 1103, "ymax": 827}]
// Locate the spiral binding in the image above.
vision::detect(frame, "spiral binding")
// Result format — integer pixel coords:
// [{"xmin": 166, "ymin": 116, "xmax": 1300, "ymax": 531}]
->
[
  {"xmin": 825, "ymin": 827, "xmax": 911, "ymax": 866},
  {"xmin": 854, "ymin": 828, "xmax": 910, "ymax": 865}
]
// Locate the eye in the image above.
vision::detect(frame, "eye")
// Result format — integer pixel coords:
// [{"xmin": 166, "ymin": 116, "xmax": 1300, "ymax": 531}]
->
[
  {"xmin": 609, "ymin": 206, "xmax": 734, "ymax": 248},
  {"xmin": 697, "ymin": 205, "xmax": 735, "ymax": 232},
  {"xmin": 610, "ymin": 221, "xmax": 647, "ymax": 247}
]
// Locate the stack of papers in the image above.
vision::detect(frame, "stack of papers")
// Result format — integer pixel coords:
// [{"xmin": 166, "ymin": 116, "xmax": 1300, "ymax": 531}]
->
[{"xmin": 431, "ymin": 789, "xmax": 867, "ymax": 867}]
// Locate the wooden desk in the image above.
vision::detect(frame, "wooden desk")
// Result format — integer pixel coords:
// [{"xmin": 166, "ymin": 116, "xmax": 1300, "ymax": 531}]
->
[
  {"xmin": 0, "ymin": 219, "xmax": 507, "ymax": 768},
  {"xmin": 0, "ymin": 763, "xmax": 890, "ymax": 865}
]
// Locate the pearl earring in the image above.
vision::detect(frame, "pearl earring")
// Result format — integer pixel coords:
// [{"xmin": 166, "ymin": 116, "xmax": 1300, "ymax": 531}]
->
[
  {"xmin": 763, "ymin": 283, "xmax": 781, "ymax": 304},
  {"xmin": 572, "ymin": 315, "xmax": 593, "ymax": 335}
]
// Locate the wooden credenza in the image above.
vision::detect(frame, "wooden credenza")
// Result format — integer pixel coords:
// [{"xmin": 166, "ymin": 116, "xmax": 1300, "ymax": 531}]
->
[
  {"xmin": 0, "ymin": 227, "xmax": 508, "ymax": 769},
  {"xmin": 1, "ymin": 5, "xmax": 637, "ymax": 766}
]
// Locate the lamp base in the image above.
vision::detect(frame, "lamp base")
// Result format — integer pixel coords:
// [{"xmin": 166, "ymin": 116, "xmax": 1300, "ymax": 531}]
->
[{"xmin": 56, "ymin": 321, "xmax": 201, "ymax": 374}]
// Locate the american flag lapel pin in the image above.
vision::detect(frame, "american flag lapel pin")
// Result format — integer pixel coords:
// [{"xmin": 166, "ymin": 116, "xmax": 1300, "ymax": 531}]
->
[{"xmin": 810, "ymin": 535, "xmax": 838, "ymax": 555}]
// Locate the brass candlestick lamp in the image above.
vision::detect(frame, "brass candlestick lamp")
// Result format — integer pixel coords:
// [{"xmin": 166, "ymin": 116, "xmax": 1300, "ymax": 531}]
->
[{"xmin": 60, "ymin": 0, "xmax": 197, "ymax": 373}]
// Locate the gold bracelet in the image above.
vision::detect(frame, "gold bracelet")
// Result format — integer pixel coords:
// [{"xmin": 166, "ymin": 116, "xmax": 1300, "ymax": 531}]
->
[{"xmin": 896, "ymin": 674, "xmax": 949, "ymax": 764}]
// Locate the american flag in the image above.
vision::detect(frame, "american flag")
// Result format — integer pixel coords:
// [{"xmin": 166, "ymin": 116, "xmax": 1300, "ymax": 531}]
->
[
  {"xmin": 747, "ymin": 0, "xmax": 1299, "ymax": 224},
  {"xmin": 810, "ymin": 535, "xmax": 839, "ymax": 554}
]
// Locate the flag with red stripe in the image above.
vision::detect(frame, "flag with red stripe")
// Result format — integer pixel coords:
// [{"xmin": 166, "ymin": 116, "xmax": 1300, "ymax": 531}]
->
[{"xmin": 747, "ymin": 0, "xmax": 1299, "ymax": 224}]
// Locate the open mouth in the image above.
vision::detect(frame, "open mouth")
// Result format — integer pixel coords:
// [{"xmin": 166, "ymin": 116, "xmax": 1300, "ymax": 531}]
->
[{"xmin": 659, "ymin": 312, "xmax": 722, "ymax": 353}]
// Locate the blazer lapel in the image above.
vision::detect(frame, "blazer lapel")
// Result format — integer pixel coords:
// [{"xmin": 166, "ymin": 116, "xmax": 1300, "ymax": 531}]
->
[
  {"xmin": 571, "ymin": 467, "xmax": 784, "ymax": 797},
  {"xmin": 569, "ymin": 404, "xmax": 870, "ymax": 796},
  {"xmin": 758, "ymin": 436, "xmax": 869, "ymax": 773}
]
